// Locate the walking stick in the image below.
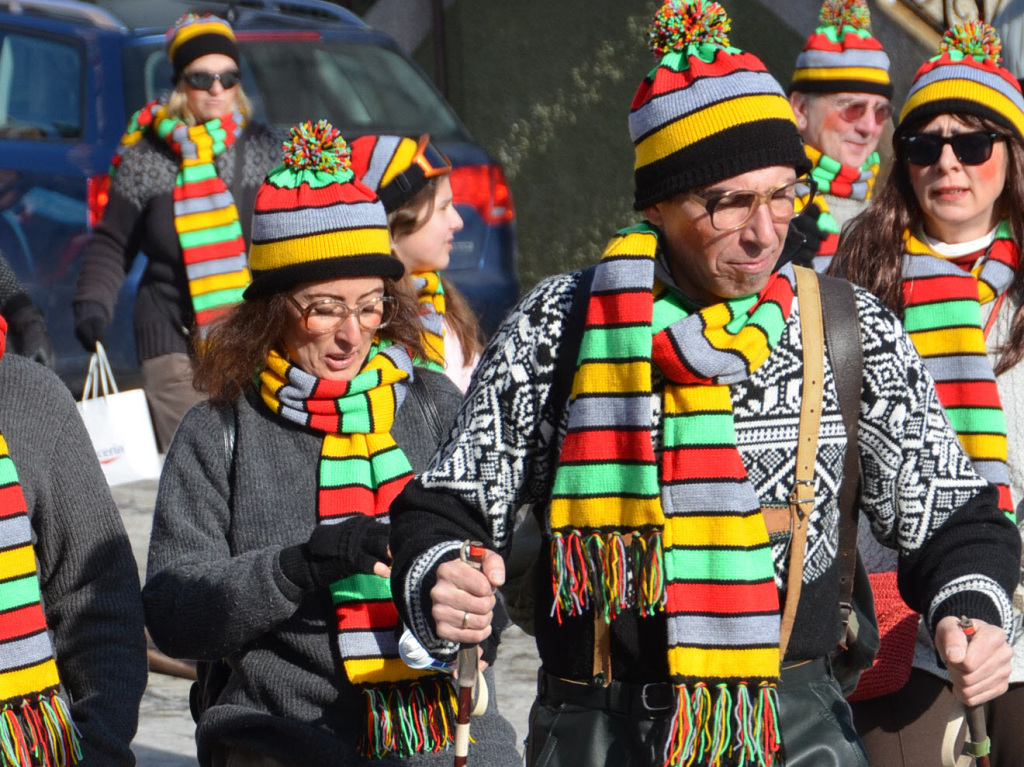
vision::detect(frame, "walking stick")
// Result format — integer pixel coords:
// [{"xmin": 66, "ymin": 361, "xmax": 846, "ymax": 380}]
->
[
  {"xmin": 454, "ymin": 541, "xmax": 487, "ymax": 767},
  {"xmin": 940, "ymin": 617, "xmax": 992, "ymax": 767}
]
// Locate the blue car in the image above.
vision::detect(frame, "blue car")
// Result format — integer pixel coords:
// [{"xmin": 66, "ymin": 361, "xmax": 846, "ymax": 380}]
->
[{"xmin": 0, "ymin": 0, "xmax": 518, "ymax": 390}]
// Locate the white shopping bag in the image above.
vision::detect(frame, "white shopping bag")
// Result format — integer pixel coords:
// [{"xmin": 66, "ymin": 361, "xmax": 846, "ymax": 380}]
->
[{"xmin": 76, "ymin": 342, "xmax": 161, "ymax": 486}]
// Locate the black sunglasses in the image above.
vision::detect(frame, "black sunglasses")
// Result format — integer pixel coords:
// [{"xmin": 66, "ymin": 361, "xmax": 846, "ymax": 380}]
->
[
  {"xmin": 182, "ymin": 70, "xmax": 241, "ymax": 92},
  {"xmin": 902, "ymin": 131, "xmax": 1003, "ymax": 166}
]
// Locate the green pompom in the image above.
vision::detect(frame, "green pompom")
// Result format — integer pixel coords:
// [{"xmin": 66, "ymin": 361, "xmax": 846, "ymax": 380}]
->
[
  {"xmin": 647, "ymin": 0, "xmax": 731, "ymax": 58},
  {"xmin": 281, "ymin": 120, "xmax": 351, "ymax": 174},
  {"xmin": 940, "ymin": 20, "xmax": 1002, "ymax": 65},
  {"xmin": 820, "ymin": 0, "xmax": 870, "ymax": 31}
]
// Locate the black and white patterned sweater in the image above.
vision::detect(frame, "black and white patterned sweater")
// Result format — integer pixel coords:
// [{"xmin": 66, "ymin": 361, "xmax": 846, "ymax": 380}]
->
[{"xmin": 390, "ymin": 268, "xmax": 1021, "ymax": 684}]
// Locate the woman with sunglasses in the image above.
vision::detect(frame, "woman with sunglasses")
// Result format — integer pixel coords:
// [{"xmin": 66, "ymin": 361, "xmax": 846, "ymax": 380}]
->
[
  {"xmin": 351, "ymin": 135, "xmax": 482, "ymax": 392},
  {"xmin": 72, "ymin": 13, "xmax": 282, "ymax": 450},
  {"xmin": 834, "ymin": 22, "xmax": 1024, "ymax": 766},
  {"xmin": 142, "ymin": 122, "xmax": 519, "ymax": 767}
]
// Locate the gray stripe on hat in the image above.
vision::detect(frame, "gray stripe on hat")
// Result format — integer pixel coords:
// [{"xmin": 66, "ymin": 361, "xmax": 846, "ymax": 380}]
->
[
  {"xmin": 667, "ymin": 614, "xmax": 779, "ymax": 647},
  {"xmin": 568, "ymin": 394, "xmax": 652, "ymax": 429},
  {"xmin": 338, "ymin": 629, "xmax": 399, "ymax": 658},
  {"xmin": 793, "ymin": 48, "xmax": 891, "ymax": 72},
  {"xmin": 361, "ymin": 135, "xmax": 403, "ymax": 192},
  {"xmin": 252, "ymin": 200, "xmax": 388, "ymax": 243},
  {"xmin": 185, "ymin": 254, "xmax": 248, "ymax": 280},
  {"xmin": 0, "ymin": 515, "xmax": 30, "ymax": 549},
  {"xmin": 921, "ymin": 355, "xmax": 996, "ymax": 383},
  {"xmin": 906, "ymin": 63, "xmax": 1024, "ymax": 114},
  {"xmin": 629, "ymin": 68, "xmax": 787, "ymax": 143},
  {"xmin": 0, "ymin": 631, "xmax": 55, "ymax": 672},
  {"xmin": 173, "ymin": 191, "xmax": 237, "ymax": 216}
]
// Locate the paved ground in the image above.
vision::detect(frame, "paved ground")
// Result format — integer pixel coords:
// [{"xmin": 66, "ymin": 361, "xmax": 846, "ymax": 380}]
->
[{"xmin": 115, "ymin": 479, "xmax": 538, "ymax": 765}]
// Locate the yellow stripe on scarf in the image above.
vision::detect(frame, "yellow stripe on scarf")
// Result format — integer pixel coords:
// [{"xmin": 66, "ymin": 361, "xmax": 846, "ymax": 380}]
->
[
  {"xmin": 0, "ymin": 545, "xmax": 37, "ymax": 580},
  {"xmin": 344, "ymin": 657, "xmax": 435, "ymax": 685},
  {"xmin": 549, "ymin": 496, "xmax": 662, "ymax": 531},
  {"xmin": 571, "ymin": 360, "xmax": 651, "ymax": 398},
  {"xmin": 909, "ymin": 328, "xmax": 988, "ymax": 357},
  {"xmin": 667, "ymin": 646, "xmax": 781, "ymax": 680}
]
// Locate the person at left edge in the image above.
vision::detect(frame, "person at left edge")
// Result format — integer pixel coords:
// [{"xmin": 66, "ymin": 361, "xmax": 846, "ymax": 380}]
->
[
  {"xmin": 0, "ymin": 312, "xmax": 147, "ymax": 765},
  {"xmin": 142, "ymin": 121, "xmax": 519, "ymax": 767},
  {"xmin": 72, "ymin": 13, "xmax": 282, "ymax": 450},
  {"xmin": 386, "ymin": 1, "xmax": 1021, "ymax": 765}
]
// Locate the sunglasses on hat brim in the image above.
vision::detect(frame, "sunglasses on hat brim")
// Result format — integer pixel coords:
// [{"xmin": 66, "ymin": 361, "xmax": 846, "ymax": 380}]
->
[
  {"xmin": 901, "ymin": 131, "xmax": 1004, "ymax": 166},
  {"xmin": 181, "ymin": 69, "xmax": 241, "ymax": 92},
  {"xmin": 410, "ymin": 134, "xmax": 451, "ymax": 179}
]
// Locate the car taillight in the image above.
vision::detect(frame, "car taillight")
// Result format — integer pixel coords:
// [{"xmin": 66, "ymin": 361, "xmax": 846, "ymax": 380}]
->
[
  {"xmin": 449, "ymin": 164, "xmax": 515, "ymax": 225},
  {"xmin": 87, "ymin": 173, "xmax": 110, "ymax": 228}
]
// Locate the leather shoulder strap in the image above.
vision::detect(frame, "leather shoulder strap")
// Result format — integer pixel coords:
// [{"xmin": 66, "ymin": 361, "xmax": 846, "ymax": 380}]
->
[
  {"xmin": 781, "ymin": 266, "xmax": 825, "ymax": 658},
  {"xmin": 817, "ymin": 273, "xmax": 863, "ymax": 622}
]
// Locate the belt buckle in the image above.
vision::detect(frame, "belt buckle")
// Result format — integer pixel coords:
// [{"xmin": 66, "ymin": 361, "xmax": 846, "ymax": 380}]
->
[{"xmin": 640, "ymin": 683, "xmax": 672, "ymax": 712}]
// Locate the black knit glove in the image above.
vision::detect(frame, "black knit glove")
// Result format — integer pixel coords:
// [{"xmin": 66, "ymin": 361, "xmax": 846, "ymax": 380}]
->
[
  {"xmin": 787, "ymin": 203, "xmax": 825, "ymax": 268},
  {"xmin": 74, "ymin": 314, "xmax": 106, "ymax": 353},
  {"xmin": 3, "ymin": 296, "xmax": 55, "ymax": 370},
  {"xmin": 279, "ymin": 517, "xmax": 391, "ymax": 592}
]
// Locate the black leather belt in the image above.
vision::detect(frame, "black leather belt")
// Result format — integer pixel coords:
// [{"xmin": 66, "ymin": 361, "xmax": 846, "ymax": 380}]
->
[{"xmin": 537, "ymin": 657, "xmax": 831, "ymax": 717}]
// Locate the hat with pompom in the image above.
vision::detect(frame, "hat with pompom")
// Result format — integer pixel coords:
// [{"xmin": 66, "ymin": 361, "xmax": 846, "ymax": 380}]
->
[
  {"xmin": 349, "ymin": 134, "xmax": 451, "ymax": 214},
  {"xmin": 898, "ymin": 20, "xmax": 1024, "ymax": 142},
  {"xmin": 245, "ymin": 120, "xmax": 401, "ymax": 299},
  {"xmin": 166, "ymin": 13, "xmax": 239, "ymax": 79},
  {"xmin": 790, "ymin": 0, "xmax": 892, "ymax": 98},
  {"xmin": 631, "ymin": 0, "xmax": 809, "ymax": 210}
]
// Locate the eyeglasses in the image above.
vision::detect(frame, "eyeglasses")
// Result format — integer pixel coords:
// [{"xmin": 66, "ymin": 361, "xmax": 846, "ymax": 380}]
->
[
  {"xmin": 828, "ymin": 98, "xmax": 893, "ymax": 125},
  {"xmin": 287, "ymin": 294, "xmax": 397, "ymax": 335},
  {"xmin": 409, "ymin": 134, "xmax": 452, "ymax": 179},
  {"xmin": 902, "ymin": 131, "xmax": 1004, "ymax": 166},
  {"xmin": 182, "ymin": 70, "xmax": 241, "ymax": 92},
  {"xmin": 685, "ymin": 178, "xmax": 816, "ymax": 232}
]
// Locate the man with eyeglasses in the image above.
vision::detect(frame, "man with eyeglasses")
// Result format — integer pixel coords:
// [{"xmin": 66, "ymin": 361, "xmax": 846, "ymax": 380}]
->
[
  {"xmin": 788, "ymin": 0, "xmax": 893, "ymax": 272},
  {"xmin": 386, "ymin": 3, "xmax": 1019, "ymax": 766}
]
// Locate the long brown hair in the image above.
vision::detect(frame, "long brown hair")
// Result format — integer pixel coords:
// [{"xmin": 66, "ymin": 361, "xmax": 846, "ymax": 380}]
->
[
  {"xmin": 388, "ymin": 177, "xmax": 484, "ymax": 361},
  {"xmin": 833, "ymin": 112, "xmax": 1024, "ymax": 375},
  {"xmin": 194, "ymin": 277, "xmax": 427, "ymax": 404}
]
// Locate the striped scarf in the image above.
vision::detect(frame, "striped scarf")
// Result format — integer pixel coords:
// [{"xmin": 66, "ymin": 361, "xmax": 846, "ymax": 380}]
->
[
  {"xmin": 258, "ymin": 343, "xmax": 456, "ymax": 759},
  {"xmin": 902, "ymin": 224, "xmax": 1018, "ymax": 515},
  {"xmin": 0, "ymin": 320, "xmax": 82, "ymax": 766},
  {"xmin": 795, "ymin": 145, "xmax": 879, "ymax": 272},
  {"xmin": 111, "ymin": 100, "xmax": 250, "ymax": 335},
  {"xmin": 411, "ymin": 271, "xmax": 445, "ymax": 371},
  {"xmin": 551, "ymin": 222, "xmax": 795, "ymax": 767}
]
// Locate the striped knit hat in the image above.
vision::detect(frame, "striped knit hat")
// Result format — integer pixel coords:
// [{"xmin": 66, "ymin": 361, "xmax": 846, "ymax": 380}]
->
[
  {"xmin": 349, "ymin": 134, "xmax": 451, "ymax": 214},
  {"xmin": 166, "ymin": 13, "xmax": 239, "ymax": 79},
  {"xmin": 899, "ymin": 20, "xmax": 1024, "ymax": 143},
  {"xmin": 631, "ymin": 0, "xmax": 809, "ymax": 210},
  {"xmin": 245, "ymin": 120, "xmax": 401, "ymax": 299},
  {"xmin": 790, "ymin": 0, "xmax": 892, "ymax": 98}
]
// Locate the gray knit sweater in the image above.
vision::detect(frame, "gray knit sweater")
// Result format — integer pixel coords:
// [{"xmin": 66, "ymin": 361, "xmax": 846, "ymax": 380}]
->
[
  {"xmin": 0, "ymin": 352, "xmax": 147, "ymax": 765},
  {"xmin": 143, "ymin": 368, "xmax": 518, "ymax": 766}
]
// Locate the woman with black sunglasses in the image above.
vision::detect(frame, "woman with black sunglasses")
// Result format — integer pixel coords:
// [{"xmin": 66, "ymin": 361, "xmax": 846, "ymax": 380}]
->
[
  {"xmin": 72, "ymin": 13, "xmax": 282, "ymax": 451},
  {"xmin": 834, "ymin": 21, "xmax": 1024, "ymax": 767}
]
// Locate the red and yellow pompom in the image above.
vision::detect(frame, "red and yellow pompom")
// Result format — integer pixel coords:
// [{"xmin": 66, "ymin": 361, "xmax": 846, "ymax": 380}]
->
[
  {"xmin": 940, "ymin": 20, "xmax": 1002, "ymax": 64},
  {"xmin": 820, "ymin": 0, "xmax": 870, "ymax": 31},
  {"xmin": 282, "ymin": 119, "xmax": 352, "ymax": 175},
  {"xmin": 647, "ymin": 0, "xmax": 731, "ymax": 57}
]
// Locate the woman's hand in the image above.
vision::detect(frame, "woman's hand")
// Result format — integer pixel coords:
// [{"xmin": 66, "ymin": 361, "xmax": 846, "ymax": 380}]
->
[
  {"xmin": 431, "ymin": 550, "xmax": 504, "ymax": 644},
  {"xmin": 934, "ymin": 616, "xmax": 1012, "ymax": 706}
]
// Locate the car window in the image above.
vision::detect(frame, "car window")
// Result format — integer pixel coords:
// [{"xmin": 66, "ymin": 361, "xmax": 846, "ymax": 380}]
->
[
  {"xmin": 0, "ymin": 32, "xmax": 82, "ymax": 140},
  {"xmin": 122, "ymin": 36, "xmax": 464, "ymax": 142}
]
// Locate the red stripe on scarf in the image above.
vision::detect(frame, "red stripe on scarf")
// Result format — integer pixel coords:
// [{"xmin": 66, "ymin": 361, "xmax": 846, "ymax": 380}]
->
[
  {"xmin": 318, "ymin": 475, "xmax": 411, "ymax": 518},
  {"xmin": 0, "ymin": 487, "xmax": 27, "ymax": 517},
  {"xmin": 990, "ymin": 238, "xmax": 1021, "ymax": 269},
  {"xmin": 933, "ymin": 380, "xmax": 1004, "ymax": 409},
  {"xmin": 651, "ymin": 333, "xmax": 709, "ymax": 385},
  {"xmin": 182, "ymin": 237, "xmax": 247, "ymax": 265},
  {"xmin": 336, "ymin": 600, "xmax": 399, "ymax": 631},
  {"xmin": 194, "ymin": 306, "xmax": 232, "ymax": 327},
  {"xmin": 586, "ymin": 291, "xmax": 655, "ymax": 326},
  {"xmin": 664, "ymin": 580, "xmax": 779, "ymax": 614},
  {"xmin": 999, "ymin": 485, "xmax": 1013, "ymax": 511},
  {"xmin": 0, "ymin": 605, "xmax": 46, "ymax": 644},
  {"xmin": 559, "ymin": 429, "xmax": 656, "ymax": 463},
  {"xmin": 904, "ymin": 275, "xmax": 981, "ymax": 304},
  {"xmin": 174, "ymin": 178, "xmax": 230, "ymax": 200},
  {"xmin": 663, "ymin": 447, "xmax": 748, "ymax": 481}
]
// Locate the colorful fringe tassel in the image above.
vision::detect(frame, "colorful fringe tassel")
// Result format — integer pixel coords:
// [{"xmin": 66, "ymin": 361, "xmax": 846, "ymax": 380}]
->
[
  {"xmin": 0, "ymin": 692, "xmax": 82, "ymax": 767},
  {"xmin": 550, "ymin": 530, "xmax": 665, "ymax": 623},
  {"xmin": 360, "ymin": 677, "xmax": 458, "ymax": 759},
  {"xmin": 662, "ymin": 682, "xmax": 780, "ymax": 767}
]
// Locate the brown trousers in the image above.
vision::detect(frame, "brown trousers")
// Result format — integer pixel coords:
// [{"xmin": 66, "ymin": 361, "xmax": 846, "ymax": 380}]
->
[
  {"xmin": 852, "ymin": 669, "xmax": 1024, "ymax": 767},
  {"xmin": 140, "ymin": 352, "xmax": 206, "ymax": 452}
]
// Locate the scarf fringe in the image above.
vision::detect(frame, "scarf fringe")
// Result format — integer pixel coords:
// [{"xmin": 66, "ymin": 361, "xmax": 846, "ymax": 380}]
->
[
  {"xmin": 360, "ymin": 677, "xmax": 458, "ymax": 759},
  {"xmin": 662, "ymin": 682, "xmax": 780, "ymax": 767},
  {"xmin": 0, "ymin": 693, "xmax": 82, "ymax": 767},
  {"xmin": 550, "ymin": 530, "xmax": 665, "ymax": 623}
]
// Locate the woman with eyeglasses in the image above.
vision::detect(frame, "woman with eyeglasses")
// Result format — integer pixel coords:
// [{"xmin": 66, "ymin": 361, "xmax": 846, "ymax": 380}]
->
[
  {"xmin": 833, "ymin": 22, "xmax": 1024, "ymax": 767},
  {"xmin": 351, "ymin": 135, "xmax": 482, "ymax": 392},
  {"xmin": 72, "ymin": 13, "xmax": 282, "ymax": 450},
  {"xmin": 142, "ymin": 122, "xmax": 519, "ymax": 767}
]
